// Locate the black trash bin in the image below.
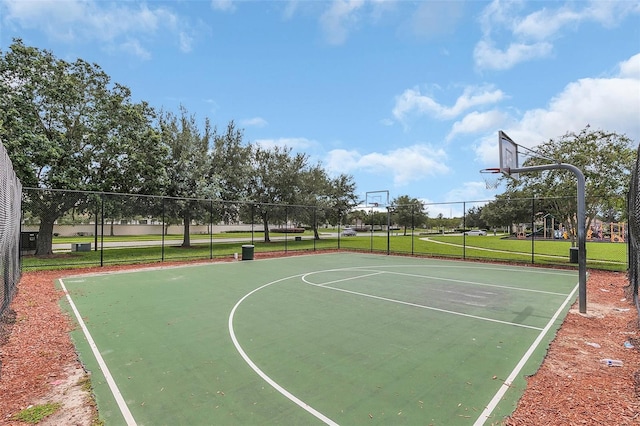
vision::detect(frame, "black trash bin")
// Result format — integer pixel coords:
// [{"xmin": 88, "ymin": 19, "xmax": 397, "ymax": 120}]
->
[
  {"xmin": 569, "ymin": 247, "xmax": 578, "ymax": 263},
  {"xmin": 242, "ymin": 244, "xmax": 254, "ymax": 261},
  {"xmin": 20, "ymin": 232, "xmax": 38, "ymax": 252}
]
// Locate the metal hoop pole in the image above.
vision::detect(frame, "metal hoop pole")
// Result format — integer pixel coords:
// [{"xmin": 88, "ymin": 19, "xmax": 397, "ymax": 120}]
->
[{"xmin": 512, "ymin": 163, "xmax": 587, "ymax": 313}]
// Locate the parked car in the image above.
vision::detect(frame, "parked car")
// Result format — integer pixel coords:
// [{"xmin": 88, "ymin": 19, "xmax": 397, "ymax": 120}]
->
[
  {"xmin": 464, "ymin": 229, "xmax": 487, "ymax": 236},
  {"xmin": 342, "ymin": 228, "xmax": 357, "ymax": 236}
]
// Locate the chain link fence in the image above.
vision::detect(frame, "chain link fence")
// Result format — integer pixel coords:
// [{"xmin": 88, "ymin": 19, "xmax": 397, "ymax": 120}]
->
[
  {"xmin": 627, "ymin": 144, "xmax": 640, "ymax": 317},
  {"xmin": 0, "ymin": 141, "xmax": 22, "ymax": 317},
  {"xmin": 19, "ymin": 188, "xmax": 629, "ymax": 272}
]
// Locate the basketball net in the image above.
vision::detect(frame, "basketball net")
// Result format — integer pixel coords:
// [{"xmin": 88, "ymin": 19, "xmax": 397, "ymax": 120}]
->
[{"xmin": 480, "ymin": 168, "xmax": 502, "ymax": 189}]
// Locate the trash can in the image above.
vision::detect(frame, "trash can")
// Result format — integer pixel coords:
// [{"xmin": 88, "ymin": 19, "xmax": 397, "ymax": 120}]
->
[
  {"xmin": 569, "ymin": 247, "xmax": 578, "ymax": 263},
  {"xmin": 242, "ymin": 244, "xmax": 254, "ymax": 261},
  {"xmin": 20, "ymin": 232, "xmax": 38, "ymax": 252}
]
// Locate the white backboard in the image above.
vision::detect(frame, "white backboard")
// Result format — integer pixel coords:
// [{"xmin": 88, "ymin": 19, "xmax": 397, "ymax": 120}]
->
[{"xmin": 499, "ymin": 131, "xmax": 519, "ymax": 179}]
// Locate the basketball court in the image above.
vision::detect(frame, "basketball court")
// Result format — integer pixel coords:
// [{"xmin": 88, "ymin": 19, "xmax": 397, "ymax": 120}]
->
[{"xmin": 59, "ymin": 252, "xmax": 578, "ymax": 425}]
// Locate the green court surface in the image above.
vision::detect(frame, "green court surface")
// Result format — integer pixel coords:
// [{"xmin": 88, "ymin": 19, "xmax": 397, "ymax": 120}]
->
[{"xmin": 58, "ymin": 253, "xmax": 578, "ymax": 425}]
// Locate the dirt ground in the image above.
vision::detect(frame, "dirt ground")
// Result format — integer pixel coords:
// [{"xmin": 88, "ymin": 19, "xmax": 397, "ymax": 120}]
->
[{"xmin": 0, "ymin": 254, "xmax": 639, "ymax": 425}]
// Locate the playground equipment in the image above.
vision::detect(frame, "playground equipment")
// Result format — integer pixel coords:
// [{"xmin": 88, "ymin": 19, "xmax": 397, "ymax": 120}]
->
[{"xmin": 610, "ymin": 222, "xmax": 625, "ymax": 243}]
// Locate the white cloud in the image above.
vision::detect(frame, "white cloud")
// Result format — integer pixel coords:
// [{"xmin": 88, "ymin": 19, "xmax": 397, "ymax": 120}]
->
[
  {"xmin": 254, "ymin": 137, "xmax": 314, "ymax": 151},
  {"xmin": 325, "ymin": 144, "xmax": 449, "ymax": 186},
  {"xmin": 619, "ymin": 52, "xmax": 640, "ymax": 78},
  {"xmin": 120, "ymin": 39, "xmax": 151, "ymax": 60},
  {"xmin": 240, "ymin": 117, "xmax": 268, "ymax": 128},
  {"xmin": 211, "ymin": 0, "xmax": 236, "ymax": 13},
  {"xmin": 515, "ymin": 2, "xmax": 640, "ymax": 41},
  {"xmin": 444, "ymin": 181, "xmax": 493, "ymax": 204},
  {"xmin": 514, "ymin": 6, "xmax": 583, "ymax": 40},
  {"xmin": 517, "ymin": 75, "xmax": 640, "ymax": 145},
  {"xmin": 473, "ymin": 39, "xmax": 552, "ymax": 71},
  {"xmin": 474, "ymin": 52, "xmax": 640, "ymax": 166},
  {"xmin": 319, "ymin": 0, "xmax": 365, "ymax": 45},
  {"xmin": 179, "ymin": 32, "xmax": 194, "ymax": 53},
  {"xmin": 392, "ymin": 85, "xmax": 505, "ymax": 124},
  {"xmin": 1, "ymin": 0, "xmax": 194, "ymax": 59},
  {"xmin": 475, "ymin": 0, "xmax": 640, "ymax": 70},
  {"xmin": 447, "ymin": 110, "xmax": 507, "ymax": 141}
]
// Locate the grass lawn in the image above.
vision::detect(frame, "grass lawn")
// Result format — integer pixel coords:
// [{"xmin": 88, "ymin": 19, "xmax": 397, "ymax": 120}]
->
[{"xmin": 23, "ymin": 232, "xmax": 627, "ymax": 272}]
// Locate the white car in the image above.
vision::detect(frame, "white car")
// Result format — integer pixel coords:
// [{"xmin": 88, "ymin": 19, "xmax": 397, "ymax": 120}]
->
[
  {"xmin": 342, "ymin": 228, "xmax": 357, "ymax": 236},
  {"xmin": 464, "ymin": 229, "xmax": 487, "ymax": 236}
]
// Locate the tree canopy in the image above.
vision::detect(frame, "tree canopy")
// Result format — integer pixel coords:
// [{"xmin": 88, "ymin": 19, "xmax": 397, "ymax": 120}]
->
[
  {"xmin": 1, "ymin": 39, "xmax": 359, "ymax": 254},
  {"xmin": 490, "ymin": 127, "xmax": 636, "ymax": 240},
  {"xmin": 0, "ymin": 39, "xmax": 168, "ymax": 254},
  {"xmin": 391, "ymin": 195, "xmax": 427, "ymax": 235}
]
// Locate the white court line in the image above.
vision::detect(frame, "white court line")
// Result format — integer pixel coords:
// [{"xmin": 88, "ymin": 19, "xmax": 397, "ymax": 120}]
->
[
  {"xmin": 473, "ymin": 281, "xmax": 580, "ymax": 425},
  {"xmin": 301, "ymin": 272, "xmax": 544, "ymax": 331},
  {"xmin": 380, "ymin": 270, "xmax": 569, "ymax": 296},
  {"xmin": 228, "ymin": 275, "xmax": 339, "ymax": 426},
  {"xmin": 314, "ymin": 271, "xmax": 385, "ymax": 287},
  {"xmin": 58, "ymin": 279, "xmax": 137, "ymax": 426}
]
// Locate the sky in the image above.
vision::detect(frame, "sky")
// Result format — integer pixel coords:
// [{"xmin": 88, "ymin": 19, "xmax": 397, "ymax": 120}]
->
[{"xmin": 1, "ymin": 0, "xmax": 639, "ymax": 216}]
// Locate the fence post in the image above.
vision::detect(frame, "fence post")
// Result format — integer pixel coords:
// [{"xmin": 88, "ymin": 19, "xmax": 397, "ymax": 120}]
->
[
  {"xmin": 100, "ymin": 194, "xmax": 104, "ymax": 267},
  {"xmin": 411, "ymin": 205, "xmax": 415, "ymax": 255},
  {"xmin": 161, "ymin": 197, "xmax": 165, "ymax": 262},
  {"xmin": 531, "ymin": 197, "xmax": 535, "ymax": 264},
  {"xmin": 209, "ymin": 200, "xmax": 213, "ymax": 260},
  {"xmin": 463, "ymin": 201, "xmax": 466, "ymax": 260}
]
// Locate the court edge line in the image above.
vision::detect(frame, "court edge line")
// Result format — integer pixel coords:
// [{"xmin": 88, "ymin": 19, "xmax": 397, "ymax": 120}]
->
[
  {"xmin": 228, "ymin": 275, "xmax": 339, "ymax": 426},
  {"xmin": 473, "ymin": 281, "xmax": 580, "ymax": 426},
  {"xmin": 302, "ymin": 274, "xmax": 544, "ymax": 331},
  {"xmin": 58, "ymin": 279, "xmax": 137, "ymax": 426}
]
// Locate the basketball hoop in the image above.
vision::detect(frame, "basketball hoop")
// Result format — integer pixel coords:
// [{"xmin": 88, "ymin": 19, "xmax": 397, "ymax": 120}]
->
[{"xmin": 480, "ymin": 168, "xmax": 503, "ymax": 189}]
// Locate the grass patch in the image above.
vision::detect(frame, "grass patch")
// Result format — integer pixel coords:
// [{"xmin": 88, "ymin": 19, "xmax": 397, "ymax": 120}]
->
[
  {"xmin": 23, "ymin": 232, "xmax": 628, "ymax": 272},
  {"xmin": 11, "ymin": 402, "xmax": 61, "ymax": 423}
]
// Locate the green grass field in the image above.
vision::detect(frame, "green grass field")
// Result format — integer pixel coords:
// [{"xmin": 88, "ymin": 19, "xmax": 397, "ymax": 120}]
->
[{"xmin": 22, "ymin": 231, "xmax": 627, "ymax": 271}]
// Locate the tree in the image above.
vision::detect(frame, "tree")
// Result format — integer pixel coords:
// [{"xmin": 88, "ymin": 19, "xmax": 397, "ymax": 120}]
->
[
  {"xmin": 158, "ymin": 106, "xmax": 216, "ymax": 247},
  {"xmin": 246, "ymin": 145, "xmax": 309, "ymax": 242},
  {"xmin": 295, "ymin": 166, "xmax": 358, "ymax": 239},
  {"xmin": 210, "ymin": 121, "xmax": 252, "ymax": 223},
  {"xmin": 465, "ymin": 206, "xmax": 488, "ymax": 229},
  {"xmin": 480, "ymin": 191, "xmax": 533, "ymax": 234},
  {"xmin": 1, "ymin": 39, "xmax": 167, "ymax": 255},
  {"xmin": 346, "ymin": 209, "xmax": 367, "ymax": 229},
  {"xmin": 506, "ymin": 127, "xmax": 636, "ymax": 243},
  {"xmin": 324, "ymin": 174, "xmax": 358, "ymax": 235},
  {"xmin": 391, "ymin": 195, "xmax": 427, "ymax": 236}
]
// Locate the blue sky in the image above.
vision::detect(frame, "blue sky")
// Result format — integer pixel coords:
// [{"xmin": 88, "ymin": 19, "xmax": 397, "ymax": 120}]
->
[{"xmin": 1, "ymin": 0, "xmax": 639, "ymax": 215}]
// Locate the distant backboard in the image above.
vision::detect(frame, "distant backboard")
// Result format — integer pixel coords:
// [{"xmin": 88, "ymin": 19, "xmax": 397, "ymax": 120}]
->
[
  {"xmin": 499, "ymin": 131, "xmax": 519, "ymax": 179},
  {"xmin": 365, "ymin": 190, "xmax": 389, "ymax": 209}
]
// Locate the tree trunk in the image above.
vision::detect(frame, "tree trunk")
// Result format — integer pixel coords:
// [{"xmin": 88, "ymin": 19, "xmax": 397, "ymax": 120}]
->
[
  {"xmin": 314, "ymin": 224, "xmax": 320, "ymax": 240},
  {"xmin": 35, "ymin": 220, "xmax": 55, "ymax": 256},
  {"xmin": 262, "ymin": 215, "xmax": 270, "ymax": 243},
  {"xmin": 182, "ymin": 212, "xmax": 191, "ymax": 247}
]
